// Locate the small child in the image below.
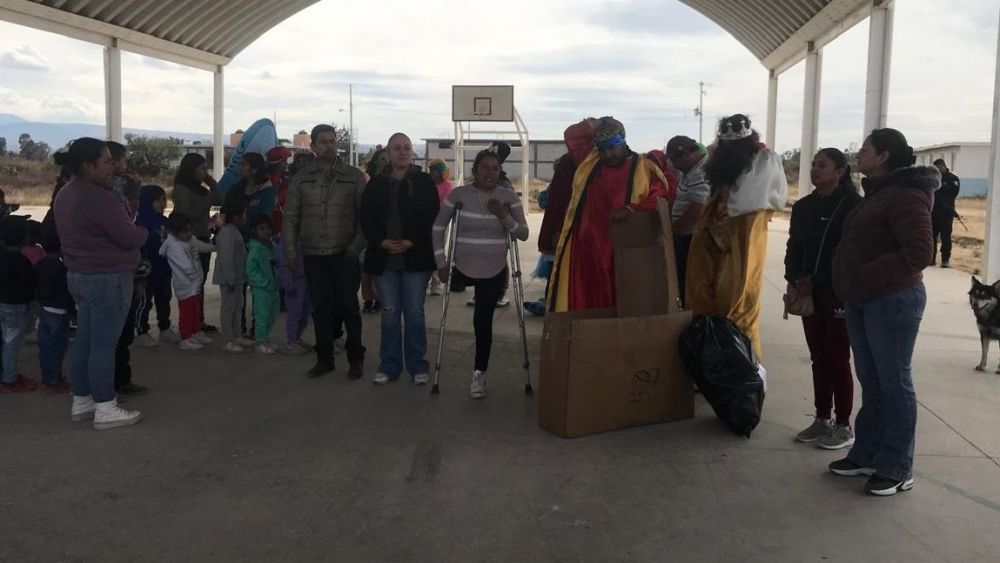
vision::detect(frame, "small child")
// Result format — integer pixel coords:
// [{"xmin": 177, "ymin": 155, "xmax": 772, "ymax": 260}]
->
[
  {"xmin": 160, "ymin": 212, "xmax": 214, "ymax": 351},
  {"xmin": 135, "ymin": 185, "xmax": 179, "ymax": 347},
  {"xmin": 0, "ymin": 188, "xmax": 20, "ymax": 220},
  {"xmin": 213, "ymin": 200, "xmax": 255, "ymax": 353},
  {"xmin": 274, "ymin": 232, "xmax": 311, "ymax": 355},
  {"xmin": 245, "ymin": 215, "xmax": 279, "ymax": 355},
  {"xmin": 0, "ymin": 218, "xmax": 38, "ymax": 393},
  {"xmin": 34, "ymin": 231, "xmax": 72, "ymax": 393}
]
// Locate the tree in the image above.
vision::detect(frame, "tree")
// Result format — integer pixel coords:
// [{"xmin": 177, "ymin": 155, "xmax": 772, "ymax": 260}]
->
[
  {"xmin": 330, "ymin": 123, "xmax": 356, "ymax": 162},
  {"xmin": 0, "ymin": 136, "xmax": 6, "ymax": 156},
  {"xmin": 126, "ymin": 133, "xmax": 182, "ymax": 177},
  {"xmin": 17, "ymin": 133, "xmax": 51, "ymax": 162}
]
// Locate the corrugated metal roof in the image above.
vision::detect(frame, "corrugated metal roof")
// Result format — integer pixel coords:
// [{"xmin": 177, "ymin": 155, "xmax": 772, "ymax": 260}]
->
[
  {"xmin": 681, "ymin": 0, "xmax": 832, "ymax": 60},
  {"xmin": 27, "ymin": 0, "xmax": 317, "ymax": 60}
]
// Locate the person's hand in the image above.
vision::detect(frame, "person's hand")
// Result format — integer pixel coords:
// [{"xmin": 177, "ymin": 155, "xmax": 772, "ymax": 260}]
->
[
  {"xmin": 438, "ymin": 267, "xmax": 450, "ymax": 283},
  {"xmin": 487, "ymin": 199, "xmax": 510, "ymax": 219},
  {"xmin": 381, "ymin": 239, "xmax": 408, "ymax": 254},
  {"xmin": 585, "ymin": 117, "xmax": 600, "ymax": 129},
  {"xmin": 397, "ymin": 240, "xmax": 414, "ymax": 252},
  {"xmin": 610, "ymin": 207, "xmax": 633, "ymax": 224}
]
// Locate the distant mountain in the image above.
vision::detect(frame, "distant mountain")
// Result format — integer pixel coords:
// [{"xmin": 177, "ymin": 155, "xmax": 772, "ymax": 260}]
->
[{"xmin": 0, "ymin": 115, "xmax": 212, "ymax": 150}]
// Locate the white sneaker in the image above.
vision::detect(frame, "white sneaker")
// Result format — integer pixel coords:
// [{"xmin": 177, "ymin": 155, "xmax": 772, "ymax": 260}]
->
[
  {"xmin": 236, "ymin": 336, "xmax": 256, "ymax": 348},
  {"xmin": 334, "ymin": 336, "xmax": 346, "ymax": 355},
  {"xmin": 255, "ymin": 343, "xmax": 276, "ymax": 355},
  {"xmin": 428, "ymin": 286, "xmax": 442, "ymax": 296},
  {"xmin": 158, "ymin": 328, "xmax": 181, "ymax": 343},
  {"xmin": 470, "ymin": 370, "xmax": 487, "ymax": 399},
  {"xmin": 134, "ymin": 333, "xmax": 158, "ymax": 348},
  {"xmin": 373, "ymin": 372, "xmax": 392, "ymax": 385},
  {"xmin": 193, "ymin": 331, "xmax": 214, "ymax": 344},
  {"xmin": 222, "ymin": 341, "xmax": 245, "ymax": 353},
  {"xmin": 283, "ymin": 342, "xmax": 309, "ymax": 356},
  {"xmin": 93, "ymin": 399, "xmax": 142, "ymax": 430},
  {"xmin": 70, "ymin": 395, "xmax": 96, "ymax": 422},
  {"xmin": 497, "ymin": 296, "xmax": 511, "ymax": 308},
  {"xmin": 413, "ymin": 373, "xmax": 429, "ymax": 386},
  {"xmin": 179, "ymin": 338, "xmax": 204, "ymax": 351},
  {"xmin": 466, "ymin": 298, "xmax": 476, "ymax": 307}
]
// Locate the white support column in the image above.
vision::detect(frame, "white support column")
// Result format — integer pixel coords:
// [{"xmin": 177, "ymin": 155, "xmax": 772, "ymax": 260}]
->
[
  {"xmin": 863, "ymin": 0, "xmax": 895, "ymax": 136},
  {"xmin": 213, "ymin": 65, "xmax": 225, "ymax": 180},
  {"xmin": 983, "ymin": 7, "xmax": 1000, "ymax": 282},
  {"xmin": 798, "ymin": 44, "xmax": 823, "ymax": 197},
  {"xmin": 103, "ymin": 39, "xmax": 122, "ymax": 142},
  {"xmin": 765, "ymin": 70, "xmax": 778, "ymax": 149}
]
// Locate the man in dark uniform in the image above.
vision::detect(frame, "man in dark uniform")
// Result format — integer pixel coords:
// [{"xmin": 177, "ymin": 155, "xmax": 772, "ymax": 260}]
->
[{"xmin": 931, "ymin": 158, "xmax": 961, "ymax": 268}]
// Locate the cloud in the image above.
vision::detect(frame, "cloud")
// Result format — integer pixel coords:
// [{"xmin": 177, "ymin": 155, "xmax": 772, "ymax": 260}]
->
[
  {"xmin": 255, "ymin": 70, "xmax": 275, "ymax": 80},
  {"xmin": 0, "ymin": 45, "xmax": 49, "ymax": 71}
]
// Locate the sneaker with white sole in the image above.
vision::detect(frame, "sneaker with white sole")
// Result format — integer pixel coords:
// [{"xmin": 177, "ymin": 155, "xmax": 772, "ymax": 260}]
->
[
  {"xmin": 70, "ymin": 395, "xmax": 96, "ymax": 422},
  {"xmin": 865, "ymin": 475, "xmax": 915, "ymax": 496},
  {"xmin": 283, "ymin": 342, "xmax": 309, "ymax": 356},
  {"xmin": 795, "ymin": 418, "xmax": 833, "ymax": 443},
  {"xmin": 222, "ymin": 341, "xmax": 245, "ymax": 353},
  {"xmin": 236, "ymin": 336, "xmax": 256, "ymax": 348},
  {"xmin": 134, "ymin": 333, "xmax": 158, "ymax": 348},
  {"xmin": 93, "ymin": 399, "xmax": 141, "ymax": 430},
  {"xmin": 497, "ymin": 296, "xmax": 511, "ymax": 308},
  {"xmin": 470, "ymin": 370, "xmax": 487, "ymax": 399},
  {"xmin": 829, "ymin": 458, "xmax": 875, "ymax": 477},
  {"xmin": 158, "ymin": 328, "xmax": 181, "ymax": 343},
  {"xmin": 413, "ymin": 373, "xmax": 429, "ymax": 385},
  {"xmin": 818, "ymin": 424, "xmax": 855, "ymax": 450},
  {"xmin": 255, "ymin": 343, "xmax": 276, "ymax": 355},
  {"xmin": 373, "ymin": 372, "xmax": 392, "ymax": 385},
  {"xmin": 193, "ymin": 331, "xmax": 214, "ymax": 344},
  {"xmin": 179, "ymin": 338, "xmax": 204, "ymax": 351}
]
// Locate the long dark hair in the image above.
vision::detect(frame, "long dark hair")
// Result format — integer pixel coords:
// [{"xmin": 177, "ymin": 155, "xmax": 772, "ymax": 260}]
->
[
  {"xmin": 365, "ymin": 148, "xmax": 387, "ymax": 177},
  {"xmin": 242, "ymin": 152, "xmax": 268, "ymax": 185},
  {"xmin": 705, "ymin": 114, "xmax": 761, "ymax": 189},
  {"xmin": 867, "ymin": 128, "xmax": 914, "ymax": 172},
  {"xmin": 174, "ymin": 153, "xmax": 207, "ymax": 190},
  {"xmin": 53, "ymin": 137, "xmax": 107, "ymax": 176},
  {"xmin": 815, "ymin": 148, "xmax": 857, "ymax": 193}
]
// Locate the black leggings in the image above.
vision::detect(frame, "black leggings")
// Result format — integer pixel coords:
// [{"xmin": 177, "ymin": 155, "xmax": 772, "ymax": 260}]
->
[{"xmin": 453, "ymin": 268, "xmax": 507, "ymax": 372}]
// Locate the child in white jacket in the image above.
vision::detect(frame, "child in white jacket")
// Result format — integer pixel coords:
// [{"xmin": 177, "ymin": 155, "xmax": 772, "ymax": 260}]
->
[{"xmin": 160, "ymin": 212, "xmax": 215, "ymax": 350}]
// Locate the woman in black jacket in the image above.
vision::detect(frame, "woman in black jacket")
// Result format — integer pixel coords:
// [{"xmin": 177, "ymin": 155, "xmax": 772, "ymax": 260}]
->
[
  {"xmin": 785, "ymin": 148, "xmax": 862, "ymax": 449},
  {"xmin": 360, "ymin": 133, "xmax": 440, "ymax": 385}
]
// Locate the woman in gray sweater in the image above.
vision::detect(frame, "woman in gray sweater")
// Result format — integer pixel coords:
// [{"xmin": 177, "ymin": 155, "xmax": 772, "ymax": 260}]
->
[{"xmin": 433, "ymin": 150, "xmax": 529, "ymax": 399}]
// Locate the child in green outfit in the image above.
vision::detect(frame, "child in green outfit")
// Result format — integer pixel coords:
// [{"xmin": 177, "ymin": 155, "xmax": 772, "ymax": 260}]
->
[{"xmin": 245, "ymin": 215, "xmax": 279, "ymax": 355}]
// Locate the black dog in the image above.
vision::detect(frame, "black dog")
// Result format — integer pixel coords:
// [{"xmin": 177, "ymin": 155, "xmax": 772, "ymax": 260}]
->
[{"xmin": 970, "ymin": 276, "xmax": 1000, "ymax": 373}]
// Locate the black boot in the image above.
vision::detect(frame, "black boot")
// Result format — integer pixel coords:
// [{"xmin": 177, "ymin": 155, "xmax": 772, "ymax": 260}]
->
[
  {"xmin": 308, "ymin": 358, "xmax": 336, "ymax": 378},
  {"xmin": 347, "ymin": 359, "xmax": 364, "ymax": 380}
]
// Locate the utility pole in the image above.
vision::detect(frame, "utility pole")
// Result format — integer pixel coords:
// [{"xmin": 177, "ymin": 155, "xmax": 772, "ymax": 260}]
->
[
  {"xmin": 693, "ymin": 81, "xmax": 707, "ymax": 144},
  {"xmin": 349, "ymin": 83, "xmax": 355, "ymax": 166}
]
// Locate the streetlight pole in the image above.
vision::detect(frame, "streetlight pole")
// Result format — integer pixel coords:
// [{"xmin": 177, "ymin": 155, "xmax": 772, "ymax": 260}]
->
[
  {"xmin": 349, "ymin": 83, "xmax": 355, "ymax": 166},
  {"xmin": 693, "ymin": 81, "xmax": 707, "ymax": 144}
]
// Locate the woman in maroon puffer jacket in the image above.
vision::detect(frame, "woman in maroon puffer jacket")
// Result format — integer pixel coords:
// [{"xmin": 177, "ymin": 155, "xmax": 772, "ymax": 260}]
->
[{"xmin": 828, "ymin": 128, "xmax": 938, "ymax": 497}]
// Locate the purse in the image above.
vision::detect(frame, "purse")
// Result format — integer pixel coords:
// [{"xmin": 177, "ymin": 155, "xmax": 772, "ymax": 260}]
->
[{"xmin": 783, "ymin": 196, "xmax": 846, "ymax": 319}]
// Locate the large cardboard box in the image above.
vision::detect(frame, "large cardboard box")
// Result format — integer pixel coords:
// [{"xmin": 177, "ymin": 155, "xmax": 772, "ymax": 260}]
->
[{"xmin": 539, "ymin": 200, "xmax": 694, "ymax": 438}]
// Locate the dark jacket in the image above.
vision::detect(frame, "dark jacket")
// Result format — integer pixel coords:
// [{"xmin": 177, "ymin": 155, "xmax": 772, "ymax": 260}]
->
[
  {"xmin": 360, "ymin": 167, "xmax": 440, "ymax": 275},
  {"xmin": 833, "ymin": 166, "xmax": 939, "ymax": 305},
  {"xmin": 0, "ymin": 247, "xmax": 36, "ymax": 304},
  {"xmin": 933, "ymin": 170, "xmax": 960, "ymax": 218},
  {"xmin": 137, "ymin": 190, "xmax": 169, "ymax": 270},
  {"xmin": 538, "ymin": 155, "xmax": 576, "ymax": 254},
  {"xmin": 785, "ymin": 186, "xmax": 862, "ymax": 293},
  {"xmin": 35, "ymin": 254, "xmax": 73, "ymax": 311}
]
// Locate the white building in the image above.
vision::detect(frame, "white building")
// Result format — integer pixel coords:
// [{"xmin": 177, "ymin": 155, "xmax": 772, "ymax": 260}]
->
[
  {"xmin": 914, "ymin": 142, "xmax": 990, "ymax": 197},
  {"xmin": 422, "ymin": 138, "xmax": 567, "ymax": 183}
]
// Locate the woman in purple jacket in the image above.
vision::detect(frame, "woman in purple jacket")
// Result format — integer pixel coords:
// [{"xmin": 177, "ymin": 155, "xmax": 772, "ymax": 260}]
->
[{"xmin": 53, "ymin": 138, "xmax": 148, "ymax": 431}]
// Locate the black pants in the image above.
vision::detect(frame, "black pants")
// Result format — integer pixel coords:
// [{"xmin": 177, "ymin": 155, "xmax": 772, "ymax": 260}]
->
[
  {"xmin": 115, "ymin": 292, "xmax": 140, "ymax": 391},
  {"xmin": 674, "ymin": 234, "xmax": 693, "ymax": 308},
  {"xmin": 198, "ymin": 244, "xmax": 212, "ymax": 324},
  {"xmin": 138, "ymin": 264, "xmax": 172, "ymax": 334},
  {"xmin": 932, "ymin": 212, "xmax": 954, "ymax": 264},
  {"xmin": 304, "ymin": 253, "xmax": 365, "ymax": 362},
  {"xmin": 453, "ymin": 268, "xmax": 507, "ymax": 372}
]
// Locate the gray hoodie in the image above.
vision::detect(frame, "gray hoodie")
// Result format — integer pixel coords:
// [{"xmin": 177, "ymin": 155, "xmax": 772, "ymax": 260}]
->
[
  {"xmin": 160, "ymin": 233, "xmax": 214, "ymax": 300},
  {"xmin": 212, "ymin": 223, "xmax": 246, "ymax": 286}
]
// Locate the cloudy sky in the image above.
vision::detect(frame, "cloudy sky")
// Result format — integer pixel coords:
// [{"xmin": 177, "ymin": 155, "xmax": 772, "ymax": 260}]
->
[{"xmin": 0, "ymin": 0, "xmax": 997, "ymax": 154}]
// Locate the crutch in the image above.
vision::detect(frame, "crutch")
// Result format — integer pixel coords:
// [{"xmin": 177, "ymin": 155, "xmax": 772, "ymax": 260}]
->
[
  {"xmin": 431, "ymin": 201, "xmax": 463, "ymax": 395},
  {"xmin": 507, "ymin": 234, "xmax": 533, "ymax": 395}
]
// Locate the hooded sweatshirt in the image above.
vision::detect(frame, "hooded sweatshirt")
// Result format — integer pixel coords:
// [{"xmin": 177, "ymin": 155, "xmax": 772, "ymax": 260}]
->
[
  {"xmin": 160, "ymin": 234, "xmax": 214, "ymax": 300},
  {"xmin": 137, "ymin": 189, "xmax": 169, "ymax": 270},
  {"xmin": 832, "ymin": 165, "xmax": 939, "ymax": 305}
]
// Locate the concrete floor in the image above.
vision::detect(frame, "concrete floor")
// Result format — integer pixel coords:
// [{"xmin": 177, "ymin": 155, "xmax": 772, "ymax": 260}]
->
[{"xmin": 2, "ymin": 213, "xmax": 999, "ymax": 562}]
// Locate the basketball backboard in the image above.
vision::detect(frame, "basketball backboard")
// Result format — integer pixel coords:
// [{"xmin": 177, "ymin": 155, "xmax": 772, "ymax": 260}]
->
[{"xmin": 452, "ymin": 85, "xmax": 514, "ymax": 122}]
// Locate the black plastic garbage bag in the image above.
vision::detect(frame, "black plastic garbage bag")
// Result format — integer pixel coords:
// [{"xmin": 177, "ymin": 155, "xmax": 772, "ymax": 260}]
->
[{"xmin": 680, "ymin": 315, "xmax": 765, "ymax": 437}]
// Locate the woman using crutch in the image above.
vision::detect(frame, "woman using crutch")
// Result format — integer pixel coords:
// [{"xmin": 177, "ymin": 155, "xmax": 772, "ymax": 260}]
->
[{"xmin": 433, "ymin": 150, "xmax": 529, "ymax": 399}]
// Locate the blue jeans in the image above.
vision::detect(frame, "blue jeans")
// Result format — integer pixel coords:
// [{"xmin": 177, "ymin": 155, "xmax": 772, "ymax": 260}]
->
[
  {"xmin": 68, "ymin": 272, "xmax": 133, "ymax": 402},
  {"xmin": 38, "ymin": 308, "xmax": 70, "ymax": 385},
  {"xmin": 373, "ymin": 269, "xmax": 433, "ymax": 379},
  {"xmin": 845, "ymin": 283, "xmax": 926, "ymax": 481},
  {"xmin": 0, "ymin": 303, "xmax": 29, "ymax": 383}
]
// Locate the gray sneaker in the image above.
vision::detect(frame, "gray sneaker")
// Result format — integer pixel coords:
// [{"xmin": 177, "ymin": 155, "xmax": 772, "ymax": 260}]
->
[
  {"xmin": 795, "ymin": 418, "xmax": 833, "ymax": 443},
  {"xmin": 818, "ymin": 424, "xmax": 855, "ymax": 450}
]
